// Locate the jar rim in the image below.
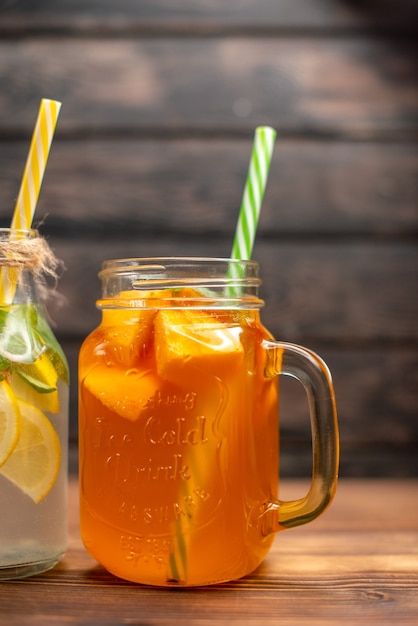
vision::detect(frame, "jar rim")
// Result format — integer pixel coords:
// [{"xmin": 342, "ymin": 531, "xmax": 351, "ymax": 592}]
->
[
  {"xmin": 99, "ymin": 257, "xmax": 259, "ymax": 277},
  {"xmin": 98, "ymin": 257, "xmax": 263, "ymax": 309}
]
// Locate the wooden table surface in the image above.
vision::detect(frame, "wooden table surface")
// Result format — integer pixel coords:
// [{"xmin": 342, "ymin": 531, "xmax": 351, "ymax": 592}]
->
[{"xmin": 1, "ymin": 478, "xmax": 417, "ymax": 625}]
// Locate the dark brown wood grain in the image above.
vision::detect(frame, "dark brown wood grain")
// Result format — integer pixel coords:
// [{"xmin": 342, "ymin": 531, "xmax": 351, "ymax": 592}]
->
[
  {"xmin": 1, "ymin": 478, "xmax": 417, "ymax": 625},
  {"xmin": 0, "ymin": 38, "xmax": 417, "ymax": 140},
  {"xmin": 1, "ymin": 140, "xmax": 417, "ymax": 237},
  {"xmin": 1, "ymin": 0, "xmax": 417, "ymax": 34}
]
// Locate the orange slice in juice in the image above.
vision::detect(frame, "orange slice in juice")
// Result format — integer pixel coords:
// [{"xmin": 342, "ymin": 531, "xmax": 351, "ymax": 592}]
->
[
  {"xmin": 154, "ymin": 309, "xmax": 244, "ymax": 385},
  {"xmin": 102, "ymin": 318, "xmax": 155, "ymax": 368},
  {"xmin": 100, "ymin": 295, "xmax": 155, "ymax": 367},
  {"xmin": 82, "ymin": 366, "xmax": 160, "ymax": 421}
]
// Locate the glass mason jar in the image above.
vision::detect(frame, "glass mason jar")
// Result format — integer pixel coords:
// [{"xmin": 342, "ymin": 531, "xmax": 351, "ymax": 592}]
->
[
  {"xmin": 0, "ymin": 228, "xmax": 69, "ymax": 579},
  {"xmin": 79, "ymin": 257, "xmax": 339, "ymax": 587}
]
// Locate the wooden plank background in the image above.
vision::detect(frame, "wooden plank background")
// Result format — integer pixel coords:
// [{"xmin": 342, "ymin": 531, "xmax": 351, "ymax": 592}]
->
[{"xmin": 0, "ymin": 0, "xmax": 417, "ymax": 477}]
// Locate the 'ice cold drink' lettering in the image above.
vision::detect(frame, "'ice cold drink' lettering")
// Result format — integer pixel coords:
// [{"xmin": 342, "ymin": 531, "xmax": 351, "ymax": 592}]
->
[
  {"xmin": 106, "ymin": 452, "xmax": 192, "ymax": 484},
  {"xmin": 92, "ymin": 406, "xmax": 211, "ymax": 487},
  {"xmin": 145, "ymin": 415, "xmax": 208, "ymax": 446}
]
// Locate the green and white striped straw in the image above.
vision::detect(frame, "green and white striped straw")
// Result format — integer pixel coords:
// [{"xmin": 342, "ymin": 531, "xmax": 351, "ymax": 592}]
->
[{"xmin": 231, "ymin": 126, "xmax": 277, "ymax": 261}]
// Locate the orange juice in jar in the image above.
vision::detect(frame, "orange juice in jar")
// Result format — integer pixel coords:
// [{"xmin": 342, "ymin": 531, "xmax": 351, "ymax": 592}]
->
[{"xmin": 79, "ymin": 258, "xmax": 339, "ymax": 587}]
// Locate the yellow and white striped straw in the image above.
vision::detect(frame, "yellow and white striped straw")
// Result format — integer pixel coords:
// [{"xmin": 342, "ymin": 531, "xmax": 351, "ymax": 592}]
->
[
  {"xmin": 0, "ymin": 99, "xmax": 61, "ymax": 304},
  {"xmin": 11, "ymin": 99, "xmax": 62, "ymax": 230}
]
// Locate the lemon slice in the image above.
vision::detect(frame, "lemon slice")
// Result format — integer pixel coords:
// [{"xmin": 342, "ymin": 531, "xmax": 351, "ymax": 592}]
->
[
  {"xmin": 0, "ymin": 397, "xmax": 61, "ymax": 503},
  {"xmin": 0, "ymin": 380, "xmax": 21, "ymax": 466}
]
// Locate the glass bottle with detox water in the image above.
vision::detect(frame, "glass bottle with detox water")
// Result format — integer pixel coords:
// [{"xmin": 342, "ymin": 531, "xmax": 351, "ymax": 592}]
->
[{"xmin": 0, "ymin": 228, "xmax": 69, "ymax": 579}]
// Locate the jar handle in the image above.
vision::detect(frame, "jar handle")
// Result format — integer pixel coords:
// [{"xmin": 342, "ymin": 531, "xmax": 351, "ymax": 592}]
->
[{"xmin": 262, "ymin": 341, "xmax": 339, "ymax": 533}]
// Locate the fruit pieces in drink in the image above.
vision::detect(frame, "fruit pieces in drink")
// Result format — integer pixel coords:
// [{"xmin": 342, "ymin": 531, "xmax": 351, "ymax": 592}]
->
[
  {"xmin": 154, "ymin": 308, "xmax": 244, "ymax": 386},
  {"xmin": 97, "ymin": 289, "xmax": 173, "ymax": 368},
  {"xmin": 9, "ymin": 351, "xmax": 59, "ymax": 413},
  {"xmin": 0, "ymin": 303, "xmax": 67, "ymax": 503},
  {"xmin": 0, "ymin": 388, "xmax": 61, "ymax": 503},
  {"xmin": 0, "ymin": 380, "xmax": 21, "ymax": 465},
  {"xmin": 84, "ymin": 288, "xmax": 246, "ymax": 420},
  {"xmin": 83, "ymin": 367, "xmax": 161, "ymax": 422}
]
